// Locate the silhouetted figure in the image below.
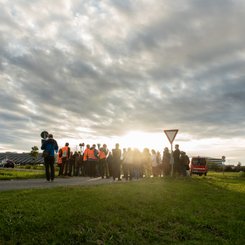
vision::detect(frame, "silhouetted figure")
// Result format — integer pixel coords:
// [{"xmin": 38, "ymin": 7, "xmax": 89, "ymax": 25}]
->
[
  {"xmin": 162, "ymin": 147, "xmax": 171, "ymax": 176},
  {"xmin": 107, "ymin": 152, "xmax": 113, "ymax": 177},
  {"xmin": 123, "ymin": 148, "xmax": 134, "ymax": 180},
  {"xmin": 151, "ymin": 149, "xmax": 159, "ymax": 177},
  {"xmin": 99, "ymin": 144, "xmax": 109, "ymax": 178},
  {"xmin": 41, "ymin": 134, "xmax": 58, "ymax": 182},
  {"xmin": 173, "ymin": 144, "xmax": 181, "ymax": 176},
  {"xmin": 60, "ymin": 142, "xmax": 71, "ymax": 176},
  {"xmin": 180, "ymin": 151, "xmax": 190, "ymax": 176},
  {"xmin": 112, "ymin": 143, "xmax": 122, "ymax": 181},
  {"xmin": 83, "ymin": 144, "xmax": 90, "ymax": 176},
  {"xmin": 142, "ymin": 148, "xmax": 152, "ymax": 177}
]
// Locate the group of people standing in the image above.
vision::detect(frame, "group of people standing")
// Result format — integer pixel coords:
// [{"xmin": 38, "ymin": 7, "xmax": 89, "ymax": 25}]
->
[
  {"xmin": 56, "ymin": 143, "xmax": 122, "ymax": 180},
  {"xmin": 41, "ymin": 134, "xmax": 190, "ymax": 182},
  {"xmin": 172, "ymin": 144, "xmax": 190, "ymax": 176}
]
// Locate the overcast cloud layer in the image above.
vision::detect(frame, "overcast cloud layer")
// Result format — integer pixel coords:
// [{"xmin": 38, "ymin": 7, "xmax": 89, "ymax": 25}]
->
[{"xmin": 1, "ymin": 0, "xmax": 245, "ymax": 163}]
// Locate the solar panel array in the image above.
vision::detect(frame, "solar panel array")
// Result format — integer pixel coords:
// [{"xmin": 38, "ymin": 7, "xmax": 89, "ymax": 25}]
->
[{"xmin": 0, "ymin": 152, "xmax": 44, "ymax": 165}]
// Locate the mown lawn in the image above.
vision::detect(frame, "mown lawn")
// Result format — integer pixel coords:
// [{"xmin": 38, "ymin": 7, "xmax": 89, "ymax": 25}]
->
[
  {"xmin": 0, "ymin": 172, "xmax": 244, "ymax": 245},
  {"xmin": 0, "ymin": 168, "xmax": 45, "ymax": 180}
]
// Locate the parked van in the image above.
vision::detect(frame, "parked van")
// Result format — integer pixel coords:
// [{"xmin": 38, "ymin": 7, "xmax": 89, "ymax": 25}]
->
[{"xmin": 190, "ymin": 157, "xmax": 208, "ymax": 176}]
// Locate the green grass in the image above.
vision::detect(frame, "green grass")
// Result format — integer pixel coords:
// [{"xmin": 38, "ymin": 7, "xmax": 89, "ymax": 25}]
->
[
  {"xmin": 0, "ymin": 172, "xmax": 244, "ymax": 244},
  {"xmin": 0, "ymin": 166, "xmax": 61, "ymax": 180},
  {"xmin": 0, "ymin": 168, "xmax": 45, "ymax": 180}
]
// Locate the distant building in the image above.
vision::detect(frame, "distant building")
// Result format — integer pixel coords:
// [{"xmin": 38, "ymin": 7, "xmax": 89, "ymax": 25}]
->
[
  {"xmin": 0, "ymin": 152, "xmax": 44, "ymax": 165},
  {"xmin": 206, "ymin": 157, "xmax": 223, "ymax": 166}
]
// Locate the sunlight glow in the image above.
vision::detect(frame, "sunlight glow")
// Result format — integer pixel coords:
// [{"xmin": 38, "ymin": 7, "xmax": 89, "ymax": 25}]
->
[
  {"xmin": 120, "ymin": 131, "xmax": 168, "ymax": 151},
  {"xmin": 56, "ymin": 131, "xmax": 243, "ymax": 165},
  {"xmin": 61, "ymin": 131, "xmax": 170, "ymax": 153}
]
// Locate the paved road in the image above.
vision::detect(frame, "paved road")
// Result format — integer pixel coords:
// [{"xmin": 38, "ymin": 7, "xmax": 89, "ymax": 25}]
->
[{"xmin": 0, "ymin": 177, "xmax": 119, "ymax": 192}]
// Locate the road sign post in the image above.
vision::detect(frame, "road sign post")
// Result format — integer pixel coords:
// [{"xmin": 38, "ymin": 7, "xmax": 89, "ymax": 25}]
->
[{"xmin": 164, "ymin": 129, "xmax": 179, "ymax": 177}]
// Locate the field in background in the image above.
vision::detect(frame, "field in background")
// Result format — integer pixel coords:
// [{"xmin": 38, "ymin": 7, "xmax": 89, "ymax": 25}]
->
[
  {"xmin": 0, "ymin": 165, "xmax": 59, "ymax": 180},
  {"xmin": 0, "ymin": 172, "xmax": 244, "ymax": 244},
  {"xmin": 0, "ymin": 168, "xmax": 45, "ymax": 180}
]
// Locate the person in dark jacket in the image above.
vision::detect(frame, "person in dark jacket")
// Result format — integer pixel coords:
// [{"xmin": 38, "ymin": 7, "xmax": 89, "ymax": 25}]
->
[
  {"xmin": 180, "ymin": 151, "xmax": 190, "ymax": 176},
  {"xmin": 112, "ymin": 143, "xmax": 122, "ymax": 181},
  {"xmin": 173, "ymin": 144, "xmax": 181, "ymax": 176},
  {"xmin": 162, "ymin": 147, "xmax": 171, "ymax": 176},
  {"xmin": 41, "ymin": 134, "xmax": 58, "ymax": 182}
]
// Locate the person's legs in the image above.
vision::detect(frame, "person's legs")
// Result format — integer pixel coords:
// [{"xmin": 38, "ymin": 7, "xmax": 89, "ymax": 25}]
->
[
  {"xmin": 182, "ymin": 165, "xmax": 187, "ymax": 176},
  {"xmin": 105, "ymin": 160, "xmax": 109, "ymax": 178},
  {"xmin": 112, "ymin": 161, "xmax": 116, "ymax": 180},
  {"xmin": 92, "ymin": 161, "xmax": 97, "ymax": 177},
  {"xmin": 99, "ymin": 160, "xmax": 104, "ymax": 178},
  {"xmin": 44, "ymin": 164, "xmax": 50, "ymax": 181},
  {"xmin": 129, "ymin": 164, "xmax": 134, "ymax": 180},
  {"xmin": 64, "ymin": 159, "xmax": 69, "ymax": 176},
  {"xmin": 117, "ymin": 161, "xmax": 121, "ymax": 180},
  {"xmin": 61, "ymin": 158, "xmax": 66, "ymax": 175},
  {"xmin": 44, "ymin": 157, "xmax": 50, "ymax": 181},
  {"xmin": 50, "ymin": 157, "xmax": 55, "ymax": 181},
  {"xmin": 58, "ymin": 164, "xmax": 61, "ymax": 176},
  {"xmin": 88, "ymin": 161, "xmax": 93, "ymax": 177},
  {"xmin": 68, "ymin": 159, "xmax": 73, "ymax": 176},
  {"xmin": 124, "ymin": 163, "xmax": 128, "ymax": 180}
]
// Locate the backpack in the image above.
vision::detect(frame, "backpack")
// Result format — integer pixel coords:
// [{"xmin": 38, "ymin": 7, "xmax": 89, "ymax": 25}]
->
[
  {"xmin": 42, "ymin": 150, "xmax": 50, "ymax": 158},
  {"xmin": 58, "ymin": 149, "xmax": 63, "ymax": 158},
  {"xmin": 62, "ymin": 150, "xmax": 67, "ymax": 158},
  {"xmin": 42, "ymin": 142, "xmax": 53, "ymax": 158}
]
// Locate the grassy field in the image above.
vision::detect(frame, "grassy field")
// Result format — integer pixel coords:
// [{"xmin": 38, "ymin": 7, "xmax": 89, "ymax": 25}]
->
[
  {"xmin": 0, "ymin": 168, "xmax": 45, "ymax": 180},
  {"xmin": 0, "ymin": 166, "xmax": 61, "ymax": 180},
  {"xmin": 0, "ymin": 172, "xmax": 244, "ymax": 245}
]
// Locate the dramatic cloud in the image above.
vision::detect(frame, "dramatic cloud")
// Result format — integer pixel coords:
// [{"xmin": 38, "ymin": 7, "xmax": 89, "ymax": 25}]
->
[{"xmin": 1, "ymin": 0, "xmax": 245, "ymax": 164}]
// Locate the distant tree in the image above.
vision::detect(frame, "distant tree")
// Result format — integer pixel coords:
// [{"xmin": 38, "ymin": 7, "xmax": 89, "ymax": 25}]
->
[
  {"xmin": 30, "ymin": 146, "xmax": 39, "ymax": 165},
  {"xmin": 236, "ymin": 162, "xmax": 242, "ymax": 171}
]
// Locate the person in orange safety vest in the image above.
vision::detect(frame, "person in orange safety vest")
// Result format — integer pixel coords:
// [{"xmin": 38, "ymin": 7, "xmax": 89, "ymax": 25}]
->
[
  {"xmin": 83, "ymin": 144, "xmax": 90, "ymax": 176},
  {"xmin": 99, "ymin": 144, "xmax": 109, "ymax": 178},
  {"xmin": 87, "ymin": 144, "xmax": 99, "ymax": 177},
  {"xmin": 60, "ymin": 142, "xmax": 70, "ymax": 176}
]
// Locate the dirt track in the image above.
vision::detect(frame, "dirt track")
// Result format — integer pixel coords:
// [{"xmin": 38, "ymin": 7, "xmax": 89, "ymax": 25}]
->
[{"xmin": 0, "ymin": 177, "xmax": 118, "ymax": 192}]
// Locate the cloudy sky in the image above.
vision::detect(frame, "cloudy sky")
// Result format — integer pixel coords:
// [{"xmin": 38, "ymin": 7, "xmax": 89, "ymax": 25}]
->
[{"xmin": 1, "ymin": 0, "xmax": 245, "ymax": 164}]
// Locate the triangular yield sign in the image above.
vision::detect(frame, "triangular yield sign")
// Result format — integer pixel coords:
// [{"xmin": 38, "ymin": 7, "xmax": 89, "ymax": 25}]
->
[{"xmin": 164, "ymin": 129, "xmax": 178, "ymax": 144}]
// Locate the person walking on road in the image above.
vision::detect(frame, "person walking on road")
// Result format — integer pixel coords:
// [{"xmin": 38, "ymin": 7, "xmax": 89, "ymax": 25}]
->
[{"xmin": 41, "ymin": 134, "xmax": 58, "ymax": 182}]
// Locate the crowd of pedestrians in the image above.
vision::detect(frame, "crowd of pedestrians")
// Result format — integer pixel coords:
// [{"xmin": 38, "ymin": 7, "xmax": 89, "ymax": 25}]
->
[
  {"xmin": 52, "ymin": 144, "xmax": 188, "ymax": 180},
  {"xmin": 41, "ymin": 134, "xmax": 190, "ymax": 182}
]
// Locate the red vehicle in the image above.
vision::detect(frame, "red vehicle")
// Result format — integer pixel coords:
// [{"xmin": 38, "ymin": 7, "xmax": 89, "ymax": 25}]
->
[{"xmin": 190, "ymin": 157, "xmax": 208, "ymax": 176}]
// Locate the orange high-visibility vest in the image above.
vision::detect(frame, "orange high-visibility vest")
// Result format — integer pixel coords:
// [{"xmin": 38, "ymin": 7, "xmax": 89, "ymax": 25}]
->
[
  {"xmin": 61, "ymin": 146, "xmax": 69, "ymax": 159},
  {"xmin": 57, "ymin": 149, "xmax": 62, "ymax": 165},
  {"xmin": 87, "ymin": 148, "xmax": 97, "ymax": 160},
  {"xmin": 83, "ymin": 148, "xmax": 89, "ymax": 161},
  {"xmin": 99, "ymin": 150, "xmax": 106, "ymax": 160}
]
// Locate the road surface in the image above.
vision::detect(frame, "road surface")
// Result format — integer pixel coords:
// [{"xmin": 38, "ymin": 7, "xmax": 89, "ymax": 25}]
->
[{"xmin": 0, "ymin": 177, "xmax": 121, "ymax": 192}]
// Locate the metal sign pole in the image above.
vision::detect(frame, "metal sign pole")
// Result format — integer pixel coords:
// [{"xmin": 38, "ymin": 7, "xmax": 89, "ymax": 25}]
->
[
  {"xmin": 163, "ymin": 129, "xmax": 179, "ymax": 177},
  {"xmin": 170, "ymin": 142, "xmax": 173, "ymax": 177}
]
